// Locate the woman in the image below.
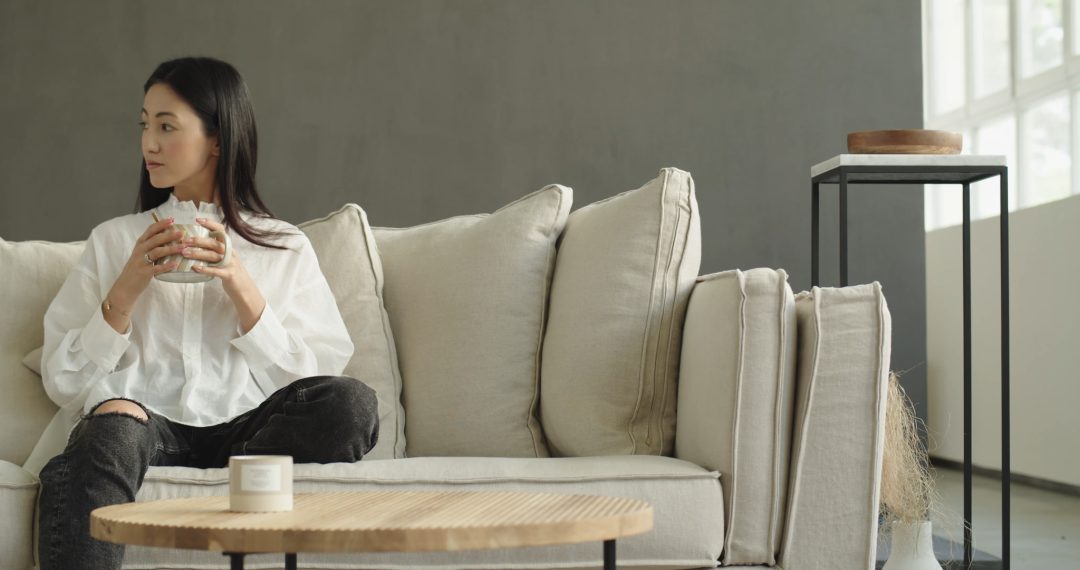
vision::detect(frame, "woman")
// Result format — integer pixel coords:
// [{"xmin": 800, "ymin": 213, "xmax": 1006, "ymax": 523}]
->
[{"xmin": 36, "ymin": 56, "xmax": 379, "ymax": 570}]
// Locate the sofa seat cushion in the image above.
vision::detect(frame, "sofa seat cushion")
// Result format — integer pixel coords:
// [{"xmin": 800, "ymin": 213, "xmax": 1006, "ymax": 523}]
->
[{"xmin": 122, "ymin": 456, "xmax": 724, "ymax": 569}]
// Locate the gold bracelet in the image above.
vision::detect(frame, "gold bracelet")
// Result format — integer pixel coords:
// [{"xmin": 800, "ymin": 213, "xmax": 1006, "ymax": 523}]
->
[{"xmin": 103, "ymin": 298, "xmax": 129, "ymax": 317}]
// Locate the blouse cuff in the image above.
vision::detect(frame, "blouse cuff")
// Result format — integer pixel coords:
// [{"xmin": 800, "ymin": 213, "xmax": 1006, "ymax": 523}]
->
[
  {"xmin": 229, "ymin": 301, "xmax": 289, "ymax": 372},
  {"xmin": 83, "ymin": 304, "xmax": 132, "ymax": 372}
]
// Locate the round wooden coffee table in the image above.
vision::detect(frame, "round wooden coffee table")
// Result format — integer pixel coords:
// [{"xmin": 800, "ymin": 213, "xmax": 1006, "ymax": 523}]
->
[{"xmin": 91, "ymin": 490, "xmax": 653, "ymax": 569}]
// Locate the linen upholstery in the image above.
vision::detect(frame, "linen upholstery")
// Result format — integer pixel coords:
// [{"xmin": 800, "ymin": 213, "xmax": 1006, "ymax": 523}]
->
[
  {"xmin": 121, "ymin": 455, "xmax": 724, "ymax": 569},
  {"xmin": 2, "ymin": 178, "xmax": 900, "ymax": 570},
  {"xmin": 541, "ymin": 168, "xmax": 701, "ymax": 457},
  {"xmin": 298, "ymin": 203, "xmax": 406, "ymax": 460},
  {"xmin": 22, "ymin": 346, "xmax": 42, "ymax": 375},
  {"xmin": 0, "ymin": 238, "xmax": 83, "ymax": 466},
  {"xmin": 0, "ymin": 460, "xmax": 37, "ymax": 570},
  {"xmin": 778, "ymin": 284, "xmax": 891, "ymax": 570},
  {"xmin": 674, "ymin": 268, "xmax": 796, "ymax": 566},
  {"xmin": 372, "ymin": 185, "xmax": 572, "ymax": 458}
]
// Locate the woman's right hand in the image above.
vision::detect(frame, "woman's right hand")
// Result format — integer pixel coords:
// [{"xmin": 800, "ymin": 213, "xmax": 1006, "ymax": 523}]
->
[{"xmin": 106, "ymin": 216, "xmax": 185, "ymax": 311}]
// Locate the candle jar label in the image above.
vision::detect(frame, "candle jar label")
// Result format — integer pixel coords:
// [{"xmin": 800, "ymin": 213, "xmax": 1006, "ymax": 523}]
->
[{"xmin": 241, "ymin": 464, "xmax": 282, "ymax": 493}]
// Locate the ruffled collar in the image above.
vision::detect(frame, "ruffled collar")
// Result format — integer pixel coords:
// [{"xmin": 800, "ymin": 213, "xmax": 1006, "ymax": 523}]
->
[{"xmin": 153, "ymin": 191, "xmax": 224, "ymax": 222}]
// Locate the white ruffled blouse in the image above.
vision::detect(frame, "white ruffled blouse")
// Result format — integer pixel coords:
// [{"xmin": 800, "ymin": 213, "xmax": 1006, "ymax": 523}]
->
[{"xmin": 40, "ymin": 192, "xmax": 354, "ymax": 428}]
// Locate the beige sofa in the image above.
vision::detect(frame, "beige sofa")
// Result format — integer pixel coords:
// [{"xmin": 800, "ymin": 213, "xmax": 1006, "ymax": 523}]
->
[{"xmin": 0, "ymin": 167, "xmax": 891, "ymax": 569}]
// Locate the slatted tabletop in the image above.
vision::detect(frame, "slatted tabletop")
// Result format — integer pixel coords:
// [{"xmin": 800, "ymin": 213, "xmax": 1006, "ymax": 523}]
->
[{"xmin": 90, "ymin": 490, "xmax": 654, "ymax": 554}]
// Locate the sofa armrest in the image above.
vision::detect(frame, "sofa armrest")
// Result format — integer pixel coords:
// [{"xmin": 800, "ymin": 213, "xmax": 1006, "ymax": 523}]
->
[
  {"xmin": 0, "ymin": 459, "xmax": 38, "ymax": 570},
  {"xmin": 675, "ymin": 268, "xmax": 796, "ymax": 566},
  {"xmin": 778, "ymin": 284, "xmax": 891, "ymax": 570}
]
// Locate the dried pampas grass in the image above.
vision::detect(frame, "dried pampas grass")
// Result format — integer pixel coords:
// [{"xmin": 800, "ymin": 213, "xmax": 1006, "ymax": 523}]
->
[{"xmin": 880, "ymin": 371, "xmax": 941, "ymax": 530}]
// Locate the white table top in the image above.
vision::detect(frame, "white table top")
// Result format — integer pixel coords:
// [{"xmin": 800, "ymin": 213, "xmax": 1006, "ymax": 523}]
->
[{"xmin": 811, "ymin": 154, "xmax": 1007, "ymax": 178}]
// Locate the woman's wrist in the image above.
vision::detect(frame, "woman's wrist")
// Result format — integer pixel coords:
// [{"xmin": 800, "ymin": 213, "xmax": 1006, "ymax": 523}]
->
[
  {"xmin": 105, "ymin": 286, "xmax": 136, "ymax": 315},
  {"xmin": 101, "ymin": 296, "xmax": 132, "ymax": 334},
  {"xmin": 229, "ymin": 279, "xmax": 266, "ymax": 335}
]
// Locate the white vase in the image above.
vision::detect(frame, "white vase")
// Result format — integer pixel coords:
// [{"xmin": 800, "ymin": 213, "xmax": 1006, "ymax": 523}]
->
[{"xmin": 883, "ymin": 520, "xmax": 943, "ymax": 570}]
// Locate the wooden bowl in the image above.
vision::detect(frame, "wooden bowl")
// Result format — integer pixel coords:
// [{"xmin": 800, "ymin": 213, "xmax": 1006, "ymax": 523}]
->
[{"xmin": 847, "ymin": 129, "xmax": 962, "ymax": 154}]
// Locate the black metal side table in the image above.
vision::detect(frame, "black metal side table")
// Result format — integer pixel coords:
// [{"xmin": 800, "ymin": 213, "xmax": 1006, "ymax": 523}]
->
[{"xmin": 810, "ymin": 154, "xmax": 1009, "ymax": 570}]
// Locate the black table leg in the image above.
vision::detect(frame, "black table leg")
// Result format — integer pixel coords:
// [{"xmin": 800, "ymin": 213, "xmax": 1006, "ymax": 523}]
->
[
  {"xmin": 224, "ymin": 551, "xmax": 296, "ymax": 569},
  {"xmin": 839, "ymin": 169, "xmax": 848, "ymax": 287},
  {"xmin": 962, "ymin": 183, "xmax": 973, "ymax": 569},
  {"xmin": 1000, "ymin": 168, "xmax": 1011, "ymax": 570},
  {"xmin": 812, "ymin": 181, "xmax": 819, "ymax": 287},
  {"xmin": 604, "ymin": 539, "xmax": 616, "ymax": 570},
  {"xmin": 225, "ymin": 552, "xmax": 244, "ymax": 570}
]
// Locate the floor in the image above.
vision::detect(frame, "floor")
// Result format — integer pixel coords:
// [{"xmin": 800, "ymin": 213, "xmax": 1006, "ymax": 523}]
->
[{"xmin": 927, "ymin": 466, "xmax": 1080, "ymax": 568}]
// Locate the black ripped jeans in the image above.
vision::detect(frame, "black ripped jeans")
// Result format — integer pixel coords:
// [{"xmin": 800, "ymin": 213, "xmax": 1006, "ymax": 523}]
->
[{"xmin": 36, "ymin": 375, "xmax": 380, "ymax": 570}]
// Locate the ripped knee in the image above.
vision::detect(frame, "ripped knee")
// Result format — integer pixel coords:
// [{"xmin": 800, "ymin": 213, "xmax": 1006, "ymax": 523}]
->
[{"xmin": 88, "ymin": 398, "xmax": 150, "ymax": 423}]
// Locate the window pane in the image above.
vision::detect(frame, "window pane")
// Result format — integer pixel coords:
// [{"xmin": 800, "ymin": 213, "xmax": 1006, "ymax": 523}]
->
[
  {"xmin": 1021, "ymin": 94, "xmax": 1071, "ymax": 207},
  {"xmin": 1019, "ymin": 0, "xmax": 1064, "ymax": 77},
  {"xmin": 973, "ymin": 116, "xmax": 1018, "ymax": 218},
  {"xmin": 925, "ymin": 129, "xmax": 972, "ymax": 230},
  {"xmin": 1075, "ymin": 93, "xmax": 1080, "ymax": 194},
  {"xmin": 1075, "ymin": 0, "xmax": 1080, "ymax": 55},
  {"xmin": 930, "ymin": 0, "xmax": 966, "ymax": 114},
  {"xmin": 973, "ymin": 0, "xmax": 1010, "ymax": 97}
]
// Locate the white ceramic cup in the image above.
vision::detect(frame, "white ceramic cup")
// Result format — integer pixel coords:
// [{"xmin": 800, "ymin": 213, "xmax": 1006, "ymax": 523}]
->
[
  {"xmin": 154, "ymin": 223, "xmax": 232, "ymax": 283},
  {"xmin": 228, "ymin": 455, "xmax": 293, "ymax": 512}
]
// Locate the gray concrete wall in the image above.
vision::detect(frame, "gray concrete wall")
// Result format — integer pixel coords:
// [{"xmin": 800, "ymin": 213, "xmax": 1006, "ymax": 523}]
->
[{"xmin": 0, "ymin": 1, "xmax": 927, "ymax": 418}]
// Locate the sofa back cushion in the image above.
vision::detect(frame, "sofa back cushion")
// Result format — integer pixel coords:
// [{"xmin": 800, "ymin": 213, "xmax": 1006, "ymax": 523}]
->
[
  {"xmin": 779, "ymin": 284, "xmax": 892, "ymax": 570},
  {"xmin": 298, "ymin": 204, "xmax": 405, "ymax": 460},
  {"xmin": 675, "ymin": 268, "xmax": 796, "ymax": 566},
  {"xmin": 372, "ymin": 185, "xmax": 572, "ymax": 458},
  {"xmin": 540, "ymin": 168, "xmax": 700, "ymax": 457},
  {"xmin": 0, "ymin": 238, "xmax": 82, "ymax": 465}
]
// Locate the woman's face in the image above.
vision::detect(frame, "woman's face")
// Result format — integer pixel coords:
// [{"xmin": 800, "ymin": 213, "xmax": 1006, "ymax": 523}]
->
[{"xmin": 140, "ymin": 83, "xmax": 220, "ymax": 198}]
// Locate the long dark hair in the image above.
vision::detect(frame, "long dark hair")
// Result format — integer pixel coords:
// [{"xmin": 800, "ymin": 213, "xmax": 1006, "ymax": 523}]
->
[{"xmin": 135, "ymin": 56, "xmax": 297, "ymax": 250}]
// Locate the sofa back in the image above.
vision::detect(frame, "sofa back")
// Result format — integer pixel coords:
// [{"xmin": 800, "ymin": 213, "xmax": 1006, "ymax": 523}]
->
[
  {"xmin": 0, "ymin": 238, "xmax": 84, "ymax": 466},
  {"xmin": 2, "ymin": 167, "xmax": 702, "ymax": 467},
  {"xmin": 676, "ymin": 268, "xmax": 797, "ymax": 566}
]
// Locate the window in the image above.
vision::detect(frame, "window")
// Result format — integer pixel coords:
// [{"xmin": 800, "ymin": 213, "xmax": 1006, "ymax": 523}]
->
[
  {"xmin": 930, "ymin": 0, "xmax": 967, "ymax": 115},
  {"xmin": 974, "ymin": 0, "xmax": 1011, "ymax": 97},
  {"xmin": 924, "ymin": 0, "xmax": 1076, "ymax": 230},
  {"xmin": 926, "ymin": 130, "xmax": 974, "ymax": 229},
  {"xmin": 1019, "ymin": 0, "xmax": 1064, "ymax": 77},
  {"xmin": 1021, "ymin": 94, "xmax": 1071, "ymax": 205},
  {"xmin": 974, "ymin": 116, "xmax": 1018, "ymax": 215},
  {"xmin": 1075, "ymin": 0, "xmax": 1080, "ymax": 54}
]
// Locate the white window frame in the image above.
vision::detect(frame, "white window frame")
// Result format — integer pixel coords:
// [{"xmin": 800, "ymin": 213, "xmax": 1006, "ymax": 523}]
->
[{"xmin": 924, "ymin": 0, "xmax": 1077, "ymax": 229}]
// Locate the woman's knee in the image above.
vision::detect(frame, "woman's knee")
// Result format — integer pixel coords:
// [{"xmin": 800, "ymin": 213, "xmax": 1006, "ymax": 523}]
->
[
  {"xmin": 63, "ymin": 402, "xmax": 158, "ymax": 466},
  {"xmin": 89, "ymin": 398, "xmax": 150, "ymax": 423},
  {"xmin": 311, "ymin": 376, "xmax": 380, "ymax": 454},
  {"xmin": 303, "ymin": 376, "xmax": 374, "ymax": 408},
  {"xmin": 329, "ymin": 376, "xmax": 376, "ymax": 404}
]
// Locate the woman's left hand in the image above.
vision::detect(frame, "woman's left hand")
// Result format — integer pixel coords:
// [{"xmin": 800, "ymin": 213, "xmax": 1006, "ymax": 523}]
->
[{"xmin": 185, "ymin": 218, "xmax": 266, "ymax": 331}]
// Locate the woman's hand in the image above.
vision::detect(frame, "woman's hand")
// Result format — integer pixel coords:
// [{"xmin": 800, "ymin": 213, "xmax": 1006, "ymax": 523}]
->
[
  {"xmin": 186, "ymin": 217, "xmax": 266, "ymax": 333},
  {"xmin": 102, "ymin": 216, "xmax": 184, "ymax": 333},
  {"xmin": 110, "ymin": 217, "xmax": 184, "ymax": 307}
]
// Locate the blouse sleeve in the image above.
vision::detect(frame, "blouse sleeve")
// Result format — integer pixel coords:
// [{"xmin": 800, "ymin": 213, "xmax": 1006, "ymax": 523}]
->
[
  {"xmin": 229, "ymin": 237, "xmax": 354, "ymax": 395},
  {"xmin": 40, "ymin": 230, "xmax": 134, "ymax": 412}
]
